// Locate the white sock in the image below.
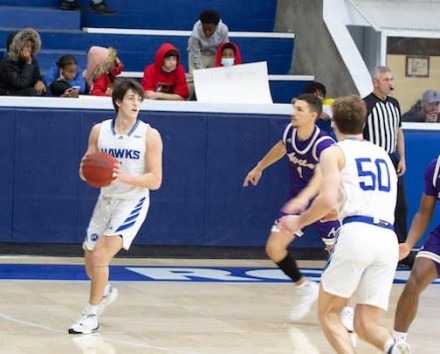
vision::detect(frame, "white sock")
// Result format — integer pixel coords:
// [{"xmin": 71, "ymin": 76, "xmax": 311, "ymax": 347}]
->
[
  {"xmin": 86, "ymin": 304, "xmax": 99, "ymax": 315},
  {"xmin": 103, "ymin": 283, "xmax": 111, "ymax": 297},
  {"xmin": 393, "ymin": 330, "xmax": 408, "ymax": 343}
]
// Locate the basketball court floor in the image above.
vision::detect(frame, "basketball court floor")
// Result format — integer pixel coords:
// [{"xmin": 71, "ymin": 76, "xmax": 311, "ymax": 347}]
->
[{"xmin": 0, "ymin": 256, "xmax": 438, "ymax": 353}]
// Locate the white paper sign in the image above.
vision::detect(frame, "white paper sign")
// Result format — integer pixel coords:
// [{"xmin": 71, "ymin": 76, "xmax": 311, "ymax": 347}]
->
[{"xmin": 193, "ymin": 61, "xmax": 273, "ymax": 104}]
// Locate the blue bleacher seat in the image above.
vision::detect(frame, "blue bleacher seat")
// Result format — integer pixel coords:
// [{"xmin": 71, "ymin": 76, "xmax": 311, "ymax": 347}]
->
[
  {"xmin": 0, "ymin": 0, "xmax": 311, "ymax": 101},
  {"xmin": 0, "ymin": 6, "xmax": 80, "ymax": 30},
  {"xmin": 0, "ymin": 30, "xmax": 294, "ymax": 75},
  {"xmin": 0, "ymin": 0, "xmax": 276, "ymax": 32}
]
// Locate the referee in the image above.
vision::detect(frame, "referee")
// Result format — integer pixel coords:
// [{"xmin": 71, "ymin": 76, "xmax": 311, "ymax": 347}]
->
[{"xmin": 363, "ymin": 66, "xmax": 414, "ymax": 268}]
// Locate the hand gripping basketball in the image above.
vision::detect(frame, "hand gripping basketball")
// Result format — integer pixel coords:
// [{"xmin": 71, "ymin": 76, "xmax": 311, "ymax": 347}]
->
[{"xmin": 81, "ymin": 152, "xmax": 117, "ymax": 188}]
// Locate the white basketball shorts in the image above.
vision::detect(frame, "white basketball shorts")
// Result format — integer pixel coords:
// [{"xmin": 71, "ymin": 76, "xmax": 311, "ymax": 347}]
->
[
  {"xmin": 84, "ymin": 193, "xmax": 150, "ymax": 251},
  {"xmin": 321, "ymin": 222, "xmax": 398, "ymax": 310}
]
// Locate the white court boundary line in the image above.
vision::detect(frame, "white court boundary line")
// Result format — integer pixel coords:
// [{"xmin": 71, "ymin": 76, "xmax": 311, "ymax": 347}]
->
[{"xmin": 0, "ymin": 311, "xmax": 202, "ymax": 354}]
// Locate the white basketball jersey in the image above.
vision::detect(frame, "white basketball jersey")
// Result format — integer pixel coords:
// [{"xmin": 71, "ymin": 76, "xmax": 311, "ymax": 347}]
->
[
  {"xmin": 336, "ymin": 138, "xmax": 397, "ymax": 223},
  {"xmin": 98, "ymin": 118, "xmax": 149, "ymax": 199}
]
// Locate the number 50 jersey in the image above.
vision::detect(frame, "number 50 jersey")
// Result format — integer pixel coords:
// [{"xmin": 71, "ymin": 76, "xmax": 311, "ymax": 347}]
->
[{"xmin": 336, "ymin": 138, "xmax": 397, "ymax": 223}]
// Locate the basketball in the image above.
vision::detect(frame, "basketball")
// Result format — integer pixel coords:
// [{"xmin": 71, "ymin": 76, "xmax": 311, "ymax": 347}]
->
[{"xmin": 82, "ymin": 152, "xmax": 117, "ymax": 188}]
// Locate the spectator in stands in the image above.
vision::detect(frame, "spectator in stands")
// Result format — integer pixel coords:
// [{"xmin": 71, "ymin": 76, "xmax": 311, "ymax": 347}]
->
[
  {"xmin": 83, "ymin": 46, "xmax": 124, "ymax": 96},
  {"xmin": 402, "ymin": 89, "xmax": 440, "ymax": 123},
  {"xmin": 0, "ymin": 28, "xmax": 46, "ymax": 96},
  {"xmin": 44, "ymin": 54, "xmax": 86, "ymax": 97},
  {"xmin": 303, "ymin": 81, "xmax": 334, "ymax": 136},
  {"xmin": 187, "ymin": 9, "xmax": 229, "ymax": 98},
  {"xmin": 60, "ymin": 0, "xmax": 115, "ymax": 15},
  {"xmin": 214, "ymin": 42, "xmax": 242, "ymax": 67},
  {"xmin": 140, "ymin": 43, "xmax": 189, "ymax": 101},
  {"xmin": 188, "ymin": 9, "xmax": 229, "ymax": 71}
]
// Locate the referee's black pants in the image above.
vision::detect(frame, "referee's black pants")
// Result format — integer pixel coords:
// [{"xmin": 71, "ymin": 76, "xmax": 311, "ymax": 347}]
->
[{"xmin": 389, "ymin": 153, "xmax": 408, "ymax": 243}]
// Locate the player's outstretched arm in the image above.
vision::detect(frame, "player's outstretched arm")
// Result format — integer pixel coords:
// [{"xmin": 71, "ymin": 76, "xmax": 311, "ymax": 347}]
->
[
  {"xmin": 400, "ymin": 193, "xmax": 435, "ymax": 260},
  {"xmin": 243, "ymin": 140, "xmax": 286, "ymax": 187},
  {"xmin": 283, "ymin": 146, "xmax": 342, "ymax": 231},
  {"xmin": 282, "ymin": 165, "xmax": 322, "ymax": 214}
]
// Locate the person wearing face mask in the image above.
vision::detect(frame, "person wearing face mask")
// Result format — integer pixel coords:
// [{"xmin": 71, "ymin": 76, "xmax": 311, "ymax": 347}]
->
[
  {"xmin": 215, "ymin": 42, "xmax": 242, "ymax": 68},
  {"xmin": 140, "ymin": 43, "xmax": 189, "ymax": 100}
]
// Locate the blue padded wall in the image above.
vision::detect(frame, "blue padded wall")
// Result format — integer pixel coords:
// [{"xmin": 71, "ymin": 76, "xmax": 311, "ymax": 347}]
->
[
  {"xmin": 2, "ymin": 106, "xmax": 436, "ymax": 248},
  {"xmin": 0, "ymin": 109, "xmax": 15, "ymax": 241},
  {"xmin": 12, "ymin": 109, "xmax": 83, "ymax": 243}
]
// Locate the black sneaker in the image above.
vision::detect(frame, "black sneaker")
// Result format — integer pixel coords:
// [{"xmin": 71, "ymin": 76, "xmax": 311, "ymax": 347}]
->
[
  {"xmin": 89, "ymin": 1, "xmax": 116, "ymax": 15},
  {"xmin": 60, "ymin": 0, "xmax": 80, "ymax": 10}
]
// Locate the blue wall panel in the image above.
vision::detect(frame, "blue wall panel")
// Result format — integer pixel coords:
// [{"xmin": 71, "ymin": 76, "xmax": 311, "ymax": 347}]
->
[
  {"xmin": 1, "ymin": 106, "xmax": 439, "ymax": 249},
  {"xmin": 134, "ymin": 111, "xmax": 208, "ymax": 246},
  {"xmin": 12, "ymin": 109, "xmax": 82, "ymax": 243},
  {"xmin": 402, "ymin": 130, "xmax": 440, "ymax": 245},
  {"xmin": 0, "ymin": 109, "xmax": 15, "ymax": 241}
]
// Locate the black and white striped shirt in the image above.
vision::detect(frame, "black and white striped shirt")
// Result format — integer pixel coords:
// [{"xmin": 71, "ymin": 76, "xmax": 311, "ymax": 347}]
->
[{"xmin": 363, "ymin": 93, "xmax": 402, "ymax": 154}]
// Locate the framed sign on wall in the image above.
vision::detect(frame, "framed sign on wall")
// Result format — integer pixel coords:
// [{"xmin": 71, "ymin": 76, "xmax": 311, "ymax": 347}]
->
[{"xmin": 406, "ymin": 56, "xmax": 430, "ymax": 77}]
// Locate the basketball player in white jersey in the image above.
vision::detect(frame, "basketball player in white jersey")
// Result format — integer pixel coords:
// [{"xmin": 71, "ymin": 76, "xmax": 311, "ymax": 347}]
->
[
  {"xmin": 68, "ymin": 79, "xmax": 163, "ymax": 334},
  {"xmin": 279, "ymin": 95, "xmax": 410, "ymax": 353}
]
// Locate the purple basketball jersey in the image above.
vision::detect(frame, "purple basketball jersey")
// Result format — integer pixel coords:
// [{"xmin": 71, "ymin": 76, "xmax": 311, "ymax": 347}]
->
[
  {"xmin": 282, "ymin": 123, "xmax": 334, "ymax": 195},
  {"xmin": 277, "ymin": 124, "xmax": 339, "ymax": 241},
  {"xmin": 419, "ymin": 156, "xmax": 440, "ymax": 274}
]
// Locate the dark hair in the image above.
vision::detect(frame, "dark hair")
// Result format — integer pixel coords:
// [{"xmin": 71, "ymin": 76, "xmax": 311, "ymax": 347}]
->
[
  {"xmin": 332, "ymin": 95, "xmax": 366, "ymax": 134},
  {"xmin": 303, "ymin": 81, "xmax": 327, "ymax": 98},
  {"xmin": 200, "ymin": 9, "xmax": 220, "ymax": 24},
  {"xmin": 56, "ymin": 54, "xmax": 77, "ymax": 68},
  {"xmin": 222, "ymin": 42, "xmax": 236, "ymax": 55},
  {"xmin": 164, "ymin": 49, "xmax": 179, "ymax": 58},
  {"xmin": 292, "ymin": 93, "xmax": 323, "ymax": 118},
  {"xmin": 112, "ymin": 79, "xmax": 144, "ymax": 112}
]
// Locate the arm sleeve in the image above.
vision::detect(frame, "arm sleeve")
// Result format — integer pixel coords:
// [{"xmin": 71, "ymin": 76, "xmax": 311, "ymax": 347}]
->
[
  {"xmin": 69, "ymin": 66, "xmax": 86, "ymax": 93},
  {"xmin": 90, "ymin": 75, "xmax": 109, "ymax": 96},
  {"xmin": 219, "ymin": 23, "xmax": 229, "ymax": 42},
  {"xmin": 140, "ymin": 66, "xmax": 155, "ymax": 91},
  {"xmin": 188, "ymin": 36, "xmax": 203, "ymax": 69},
  {"xmin": 43, "ymin": 64, "xmax": 58, "ymax": 87},
  {"xmin": 173, "ymin": 66, "xmax": 190, "ymax": 99},
  {"xmin": 110, "ymin": 61, "xmax": 124, "ymax": 76},
  {"xmin": 4, "ymin": 63, "xmax": 36, "ymax": 90}
]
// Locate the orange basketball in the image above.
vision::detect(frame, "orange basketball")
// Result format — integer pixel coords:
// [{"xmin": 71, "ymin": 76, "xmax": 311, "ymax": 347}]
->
[{"xmin": 82, "ymin": 152, "xmax": 116, "ymax": 188}]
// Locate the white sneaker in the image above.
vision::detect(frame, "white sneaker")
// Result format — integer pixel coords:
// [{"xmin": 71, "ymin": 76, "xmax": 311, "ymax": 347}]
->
[
  {"xmin": 288, "ymin": 280, "xmax": 319, "ymax": 321},
  {"xmin": 390, "ymin": 341, "xmax": 411, "ymax": 354},
  {"xmin": 97, "ymin": 285, "xmax": 119, "ymax": 316},
  {"xmin": 68, "ymin": 311, "xmax": 99, "ymax": 335},
  {"xmin": 341, "ymin": 306, "xmax": 354, "ymax": 332}
]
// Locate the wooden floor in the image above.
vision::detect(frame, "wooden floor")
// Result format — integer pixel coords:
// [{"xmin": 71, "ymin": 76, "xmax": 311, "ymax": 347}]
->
[{"xmin": 0, "ymin": 256, "xmax": 437, "ymax": 353}]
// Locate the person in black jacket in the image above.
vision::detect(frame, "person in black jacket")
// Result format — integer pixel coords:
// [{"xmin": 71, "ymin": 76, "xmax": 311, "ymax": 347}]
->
[{"xmin": 0, "ymin": 28, "xmax": 46, "ymax": 96}]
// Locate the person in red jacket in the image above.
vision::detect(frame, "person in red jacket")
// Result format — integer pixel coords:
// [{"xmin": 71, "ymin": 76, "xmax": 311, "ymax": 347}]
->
[
  {"xmin": 214, "ymin": 41, "xmax": 242, "ymax": 67},
  {"xmin": 141, "ymin": 43, "xmax": 189, "ymax": 101},
  {"xmin": 83, "ymin": 46, "xmax": 124, "ymax": 96}
]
